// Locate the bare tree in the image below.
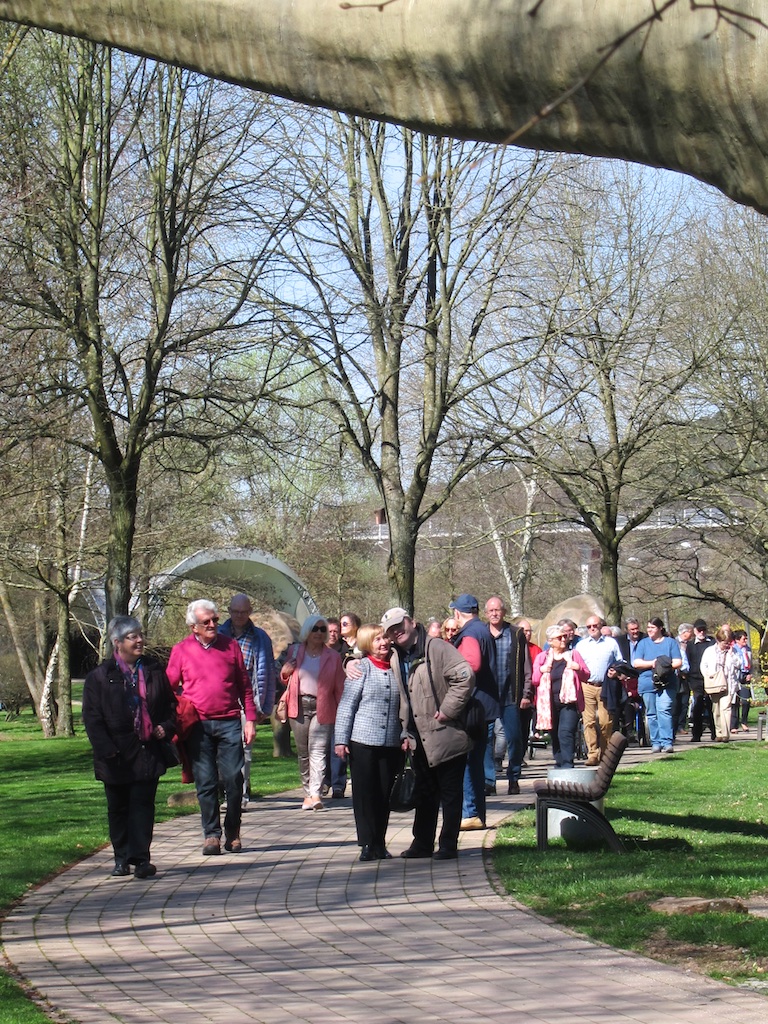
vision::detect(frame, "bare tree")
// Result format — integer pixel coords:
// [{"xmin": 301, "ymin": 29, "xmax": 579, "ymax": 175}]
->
[
  {"xmin": 262, "ymin": 112, "xmax": 556, "ymax": 610},
  {"xmin": 506, "ymin": 161, "xmax": 744, "ymax": 623},
  {"xmin": 0, "ymin": 33, "xmax": 289, "ymax": 628}
]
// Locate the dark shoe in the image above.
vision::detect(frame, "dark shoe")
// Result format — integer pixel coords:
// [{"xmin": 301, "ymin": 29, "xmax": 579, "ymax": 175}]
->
[
  {"xmin": 359, "ymin": 845, "xmax": 377, "ymax": 862},
  {"xmin": 507, "ymin": 780, "xmax": 521, "ymax": 795},
  {"xmin": 111, "ymin": 862, "xmax": 131, "ymax": 877},
  {"xmin": 374, "ymin": 845, "xmax": 392, "ymax": 860},
  {"xmin": 433, "ymin": 849, "xmax": 458, "ymax": 861},
  {"xmin": 224, "ymin": 835, "xmax": 242, "ymax": 853},
  {"xmin": 485, "ymin": 783, "xmax": 496, "ymax": 796},
  {"xmin": 332, "ymin": 789, "xmax": 345, "ymax": 799},
  {"xmin": 400, "ymin": 845, "xmax": 433, "ymax": 859},
  {"xmin": 203, "ymin": 837, "xmax": 221, "ymax": 856},
  {"xmin": 134, "ymin": 861, "xmax": 157, "ymax": 879}
]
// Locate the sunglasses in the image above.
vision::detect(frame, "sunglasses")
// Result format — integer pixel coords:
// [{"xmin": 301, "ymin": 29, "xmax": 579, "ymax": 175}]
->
[
  {"xmin": 198, "ymin": 616, "xmax": 219, "ymax": 626},
  {"xmin": 311, "ymin": 624, "xmax": 328, "ymax": 633}
]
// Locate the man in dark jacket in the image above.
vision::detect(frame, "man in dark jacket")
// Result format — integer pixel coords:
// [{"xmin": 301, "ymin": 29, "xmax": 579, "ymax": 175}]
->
[
  {"xmin": 82, "ymin": 616, "xmax": 177, "ymax": 879},
  {"xmin": 484, "ymin": 596, "xmax": 532, "ymax": 796},
  {"xmin": 687, "ymin": 618, "xmax": 716, "ymax": 742},
  {"xmin": 449, "ymin": 594, "xmax": 499, "ymax": 831}
]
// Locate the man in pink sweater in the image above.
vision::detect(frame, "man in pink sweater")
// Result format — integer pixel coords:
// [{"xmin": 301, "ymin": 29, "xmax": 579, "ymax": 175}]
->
[{"xmin": 167, "ymin": 599, "xmax": 257, "ymax": 855}]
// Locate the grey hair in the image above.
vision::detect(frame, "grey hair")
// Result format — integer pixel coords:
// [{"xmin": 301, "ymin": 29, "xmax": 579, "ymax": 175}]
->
[
  {"xmin": 186, "ymin": 599, "xmax": 218, "ymax": 626},
  {"xmin": 677, "ymin": 622, "xmax": 694, "ymax": 636},
  {"xmin": 546, "ymin": 624, "xmax": 565, "ymax": 641},
  {"xmin": 108, "ymin": 615, "xmax": 142, "ymax": 644},
  {"xmin": 299, "ymin": 614, "xmax": 327, "ymax": 643}
]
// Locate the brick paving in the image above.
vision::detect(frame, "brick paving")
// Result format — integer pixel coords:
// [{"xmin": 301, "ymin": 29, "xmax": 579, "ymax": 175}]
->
[{"xmin": 3, "ymin": 742, "xmax": 767, "ymax": 1024}]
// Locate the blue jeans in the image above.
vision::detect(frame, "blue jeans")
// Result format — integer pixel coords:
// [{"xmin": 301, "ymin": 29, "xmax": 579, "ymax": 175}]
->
[
  {"xmin": 462, "ymin": 725, "xmax": 488, "ymax": 821},
  {"xmin": 642, "ymin": 685, "xmax": 677, "ymax": 750},
  {"xmin": 552, "ymin": 701, "xmax": 579, "ymax": 768},
  {"xmin": 187, "ymin": 717, "xmax": 244, "ymax": 840},
  {"xmin": 483, "ymin": 704, "xmax": 524, "ymax": 784}
]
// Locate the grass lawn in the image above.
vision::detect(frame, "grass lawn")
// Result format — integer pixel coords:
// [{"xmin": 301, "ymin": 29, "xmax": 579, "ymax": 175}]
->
[
  {"xmin": 493, "ymin": 742, "xmax": 768, "ymax": 989},
  {"xmin": 0, "ymin": 705, "xmax": 300, "ymax": 1024}
]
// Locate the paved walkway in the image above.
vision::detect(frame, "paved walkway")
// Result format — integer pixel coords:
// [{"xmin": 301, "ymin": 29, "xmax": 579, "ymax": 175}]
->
[{"xmin": 4, "ymin": 743, "xmax": 767, "ymax": 1024}]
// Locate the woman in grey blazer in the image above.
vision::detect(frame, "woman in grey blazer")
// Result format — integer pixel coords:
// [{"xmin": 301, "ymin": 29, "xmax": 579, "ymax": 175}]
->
[{"xmin": 334, "ymin": 623, "xmax": 403, "ymax": 861}]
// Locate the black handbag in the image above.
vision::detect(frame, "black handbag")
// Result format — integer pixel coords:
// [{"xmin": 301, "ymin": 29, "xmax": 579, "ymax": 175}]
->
[
  {"xmin": 158, "ymin": 738, "xmax": 181, "ymax": 768},
  {"xmin": 389, "ymin": 753, "xmax": 417, "ymax": 812}
]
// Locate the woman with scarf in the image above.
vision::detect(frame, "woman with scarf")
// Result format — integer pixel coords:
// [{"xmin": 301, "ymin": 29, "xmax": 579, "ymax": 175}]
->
[
  {"xmin": 82, "ymin": 616, "xmax": 177, "ymax": 879},
  {"xmin": 334, "ymin": 623, "xmax": 403, "ymax": 860},
  {"xmin": 280, "ymin": 614, "xmax": 346, "ymax": 810},
  {"xmin": 699, "ymin": 626, "xmax": 742, "ymax": 742},
  {"xmin": 526, "ymin": 624, "xmax": 589, "ymax": 768}
]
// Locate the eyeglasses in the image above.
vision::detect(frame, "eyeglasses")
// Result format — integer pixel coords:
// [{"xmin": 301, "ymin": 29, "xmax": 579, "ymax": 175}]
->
[
  {"xmin": 121, "ymin": 632, "xmax": 143, "ymax": 642},
  {"xmin": 340, "ymin": 620, "xmax": 350, "ymax": 627},
  {"xmin": 587, "ymin": 623, "xmax": 601, "ymax": 630},
  {"xmin": 311, "ymin": 624, "xmax": 328, "ymax": 633},
  {"xmin": 197, "ymin": 616, "xmax": 219, "ymax": 626},
  {"xmin": 522, "ymin": 629, "xmax": 532, "ymax": 635},
  {"xmin": 553, "ymin": 634, "xmax": 567, "ymax": 641}
]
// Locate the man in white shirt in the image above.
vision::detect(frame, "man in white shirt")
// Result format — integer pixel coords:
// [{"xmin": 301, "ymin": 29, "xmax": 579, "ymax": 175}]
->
[{"xmin": 575, "ymin": 615, "xmax": 621, "ymax": 766}]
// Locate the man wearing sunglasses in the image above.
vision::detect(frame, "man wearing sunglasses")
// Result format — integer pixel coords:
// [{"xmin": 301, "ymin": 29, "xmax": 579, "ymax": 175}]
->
[{"xmin": 167, "ymin": 599, "xmax": 257, "ymax": 856}]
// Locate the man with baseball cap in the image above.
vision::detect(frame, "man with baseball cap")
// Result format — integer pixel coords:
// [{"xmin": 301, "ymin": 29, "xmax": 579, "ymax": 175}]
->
[
  {"xmin": 448, "ymin": 595, "xmax": 498, "ymax": 830},
  {"xmin": 380, "ymin": 607, "xmax": 474, "ymax": 860}
]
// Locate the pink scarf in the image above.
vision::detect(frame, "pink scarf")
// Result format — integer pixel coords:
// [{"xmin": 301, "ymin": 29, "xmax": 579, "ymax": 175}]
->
[{"xmin": 536, "ymin": 650, "xmax": 580, "ymax": 731}]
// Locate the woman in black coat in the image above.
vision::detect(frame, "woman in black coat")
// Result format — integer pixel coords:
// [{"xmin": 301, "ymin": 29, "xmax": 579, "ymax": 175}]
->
[{"xmin": 82, "ymin": 616, "xmax": 177, "ymax": 878}]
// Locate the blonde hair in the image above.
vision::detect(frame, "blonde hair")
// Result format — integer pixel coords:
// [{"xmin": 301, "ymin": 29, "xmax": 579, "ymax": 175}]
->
[{"xmin": 356, "ymin": 623, "xmax": 383, "ymax": 654}]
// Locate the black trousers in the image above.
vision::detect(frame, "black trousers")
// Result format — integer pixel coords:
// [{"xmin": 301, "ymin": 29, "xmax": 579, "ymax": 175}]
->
[
  {"xmin": 104, "ymin": 778, "xmax": 159, "ymax": 865},
  {"xmin": 348, "ymin": 740, "xmax": 402, "ymax": 848},
  {"xmin": 690, "ymin": 689, "xmax": 715, "ymax": 740},
  {"xmin": 411, "ymin": 744, "xmax": 467, "ymax": 854}
]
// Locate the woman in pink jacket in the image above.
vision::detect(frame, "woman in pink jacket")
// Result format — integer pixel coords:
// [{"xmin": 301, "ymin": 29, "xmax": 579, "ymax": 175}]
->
[
  {"xmin": 529, "ymin": 625, "xmax": 590, "ymax": 768},
  {"xmin": 281, "ymin": 615, "xmax": 346, "ymax": 810}
]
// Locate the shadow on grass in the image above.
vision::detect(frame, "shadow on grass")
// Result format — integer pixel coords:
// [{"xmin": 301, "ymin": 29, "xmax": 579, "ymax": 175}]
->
[{"xmin": 615, "ymin": 807, "xmax": 768, "ymax": 840}]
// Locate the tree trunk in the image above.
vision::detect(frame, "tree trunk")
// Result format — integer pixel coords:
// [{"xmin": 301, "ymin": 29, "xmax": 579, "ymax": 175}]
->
[
  {"xmin": 5, "ymin": 1, "xmax": 767, "ymax": 213},
  {"xmin": 599, "ymin": 543, "xmax": 622, "ymax": 626},
  {"xmin": 103, "ymin": 478, "xmax": 139, "ymax": 633},
  {"xmin": 386, "ymin": 510, "xmax": 418, "ymax": 613}
]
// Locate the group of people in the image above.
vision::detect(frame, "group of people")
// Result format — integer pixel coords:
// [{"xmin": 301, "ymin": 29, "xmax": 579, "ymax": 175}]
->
[{"xmin": 82, "ymin": 595, "xmax": 756, "ymax": 877}]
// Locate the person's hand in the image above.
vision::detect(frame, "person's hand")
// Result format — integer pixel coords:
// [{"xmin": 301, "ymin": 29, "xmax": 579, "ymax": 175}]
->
[
  {"xmin": 346, "ymin": 660, "xmax": 363, "ymax": 680},
  {"xmin": 520, "ymin": 698, "xmax": 532, "ymax": 710},
  {"xmin": 152, "ymin": 725, "xmax": 166, "ymax": 739},
  {"xmin": 334, "ymin": 744, "xmax": 349, "ymax": 758},
  {"xmin": 434, "ymin": 710, "xmax": 448, "ymax": 722},
  {"xmin": 280, "ymin": 662, "xmax": 295, "ymax": 683},
  {"xmin": 243, "ymin": 721, "xmax": 256, "ymax": 745},
  {"xmin": 401, "ymin": 738, "xmax": 411, "ymax": 752}
]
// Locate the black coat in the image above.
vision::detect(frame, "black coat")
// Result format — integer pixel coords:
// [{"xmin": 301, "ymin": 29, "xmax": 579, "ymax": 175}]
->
[{"xmin": 82, "ymin": 657, "xmax": 177, "ymax": 785}]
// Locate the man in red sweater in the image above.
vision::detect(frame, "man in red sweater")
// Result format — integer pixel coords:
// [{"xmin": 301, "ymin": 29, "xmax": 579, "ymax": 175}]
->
[{"xmin": 167, "ymin": 599, "xmax": 257, "ymax": 855}]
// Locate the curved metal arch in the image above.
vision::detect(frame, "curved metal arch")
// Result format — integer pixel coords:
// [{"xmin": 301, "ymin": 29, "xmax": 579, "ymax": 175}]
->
[{"xmin": 148, "ymin": 547, "xmax": 320, "ymax": 625}]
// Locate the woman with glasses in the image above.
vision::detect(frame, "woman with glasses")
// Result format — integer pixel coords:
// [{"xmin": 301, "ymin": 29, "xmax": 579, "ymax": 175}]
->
[
  {"xmin": 441, "ymin": 617, "xmax": 458, "ymax": 641},
  {"xmin": 526, "ymin": 625, "xmax": 589, "ymax": 768},
  {"xmin": 82, "ymin": 616, "xmax": 177, "ymax": 878},
  {"xmin": 281, "ymin": 614, "xmax": 346, "ymax": 809}
]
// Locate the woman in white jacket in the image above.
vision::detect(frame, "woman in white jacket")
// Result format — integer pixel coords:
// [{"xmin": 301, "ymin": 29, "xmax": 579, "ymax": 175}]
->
[{"xmin": 700, "ymin": 627, "xmax": 742, "ymax": 742}]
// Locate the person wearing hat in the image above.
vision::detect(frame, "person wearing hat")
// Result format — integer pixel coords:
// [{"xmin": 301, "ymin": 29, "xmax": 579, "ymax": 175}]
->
[
  {"xmin": 448, "ymin": 594, "xmax": 498, "ymax": 831},
  {"xmin": 82, "ymin": 616, "xmax": 177, "ymax": 879},
  {"xmin": 379, "ymin": 607, "xmax": 474, "ymax": 860}
]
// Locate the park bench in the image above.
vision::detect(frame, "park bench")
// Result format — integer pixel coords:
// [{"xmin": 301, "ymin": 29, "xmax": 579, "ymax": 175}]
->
[{"xmin": 533, "ymin": 731, "xmax": 628, "ymax": 853}]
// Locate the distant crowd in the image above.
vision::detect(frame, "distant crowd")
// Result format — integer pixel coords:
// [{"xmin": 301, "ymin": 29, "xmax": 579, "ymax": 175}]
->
[{"xmin": 80, "ymin": 596, "xmax": 755, "ymax": 876}]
